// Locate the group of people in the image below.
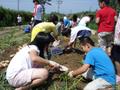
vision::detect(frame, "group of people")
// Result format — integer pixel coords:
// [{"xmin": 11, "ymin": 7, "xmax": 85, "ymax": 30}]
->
[{"xmin": 5, "ymin": 0, "xmax": 120, "ymax": 90}]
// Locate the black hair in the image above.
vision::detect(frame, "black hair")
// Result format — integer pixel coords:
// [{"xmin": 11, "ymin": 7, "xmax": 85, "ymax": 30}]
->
[
  {"xmin": 99, "ymin": 0, "xmax": 109, "ymax": 5},
  {"xmin": 48, "ymin": 14, "xmax": 58, "ymax": 25},
  {"xmin": 33, "ymin": 0, "xmax": 39, "ymax": 3},
  {"xmin": 29, "ymin": 32, "xmax": 55, "ymax": 50},
  {"xmin": 60, "ymin": 18, "xmax": 63, "ymax": 22},
  {"xmin": 88, "ymin": 14, "xmax": 94, "ymax": 22},
  {"xmin": 79, "ymin": 37, "xmax": 95, "ymax": 46},
  {"xmin": 61, "ymin": 28, "xmax": 71, "ymax": 37},
  {"xmin": 72, "ymin": 14, "xmax": 78, "ymax": 22},
  {"xmin": 117, "ymin": 0, "xmax": 120, "ymax": 4}
]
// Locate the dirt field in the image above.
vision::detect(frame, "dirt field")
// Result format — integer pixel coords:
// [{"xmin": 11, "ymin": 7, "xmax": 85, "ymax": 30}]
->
[
  {"xmin": 1, "ymin": 26, "xmax": 117, "ymax": 90},
  {"xmin": 0, "ymin": 26, "xmax": 89, "ymax": 90}
]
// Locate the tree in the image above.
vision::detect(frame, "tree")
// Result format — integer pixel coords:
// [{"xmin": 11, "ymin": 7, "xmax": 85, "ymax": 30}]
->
[
  {"xmin": 109, "ymin": 0, "xmax": 120, "ymax": 13},
  {"xmin": 109, "ymin": 0, "xmax": 119, "ymax": 10}
]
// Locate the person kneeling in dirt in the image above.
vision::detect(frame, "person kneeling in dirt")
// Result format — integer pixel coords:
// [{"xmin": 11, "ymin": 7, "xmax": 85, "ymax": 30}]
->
[
  {"xmin": 6, "ymin": 32, "xmax": 60, "ymax": 90},
  {"xmin": 68, "ymin": 37, "xmax": 116, "ymax": 90}
]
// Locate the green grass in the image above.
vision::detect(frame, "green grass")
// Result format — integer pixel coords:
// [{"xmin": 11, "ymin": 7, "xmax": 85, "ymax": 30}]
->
[
  {"xmin": 0, "ymin": 27, "xmax": 31, "ymax": 89},
  {"xmin": 0, "ymin": 28, "xmax": 30, "ymax": 53}
]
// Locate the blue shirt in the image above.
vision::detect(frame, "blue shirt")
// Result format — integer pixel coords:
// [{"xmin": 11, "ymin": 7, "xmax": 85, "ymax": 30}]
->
[
  {"xmin": 84, "ymin": 47, "xmax": 116, "ymax": 85},
  {"xmin": 63, "ymin": 19, "xmax": 70, "ymax": 28}
]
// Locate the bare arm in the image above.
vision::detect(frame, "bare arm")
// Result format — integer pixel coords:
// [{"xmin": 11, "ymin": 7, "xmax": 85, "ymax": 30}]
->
[
  {"xmin": 114, "ymin": 15, "xmax": 117, "ymax": 22},
  {"xmin": 29, "ymin": 50, "xmax": 51, "ymax": 66},
  {"xmin": 65, "ymin": 42, "xmax": 74, "ymax": 49},
  {"xmin": 96, "ymin": 17, "xmax": 100, "ymax": 24},
  {"xmin": 72, "ymin": 64, "xmax": 90, "ymax": 77}
]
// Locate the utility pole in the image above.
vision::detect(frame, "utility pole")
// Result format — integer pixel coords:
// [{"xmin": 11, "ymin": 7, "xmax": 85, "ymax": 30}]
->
[
  {"xmin": 57, "ymin": 0, "xmax": 63, "ymax": 13},
  {"xmin": 18, "ymin": 0, "xmax": 19, "ymax": 12}
]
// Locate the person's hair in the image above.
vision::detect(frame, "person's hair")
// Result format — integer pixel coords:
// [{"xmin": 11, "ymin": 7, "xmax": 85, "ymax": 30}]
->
[
  {"xmin": 60, "ymin": 18, "xmax": 63, "ymax": 22},
  {"xmin": 79, "ymin": 37, "xmax": 95, "ymax": 46},
  {"xmin": 117, "ymin": 0, "xmax": 120, "ymax": 4},
  {"xmin": 33, "ymin": 0, "xmax": 39, "ymax": 3},
  {"xmin": 48, "ymin": 14, "xmax": 58, "ymax": 25},
  {"xmin": 88, "ymin": 14, "xmax": 94, "ymax": 22},
  {"xmin": 99, "ymin": 0, "xmax": 109, "ymax": 5},
  {"xmin": 72, "ymin": 14, "xmax": 78, "ymax": 22},
  {"xmin": 29, "ymin": 32, "xmax": 55, "ymax": 50}
]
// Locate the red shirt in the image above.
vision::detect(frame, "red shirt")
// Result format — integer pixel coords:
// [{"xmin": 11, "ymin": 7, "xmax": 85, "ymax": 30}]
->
[{"xmin": 96, "ymin": 6, "xmax": 116, "ymax": 33}]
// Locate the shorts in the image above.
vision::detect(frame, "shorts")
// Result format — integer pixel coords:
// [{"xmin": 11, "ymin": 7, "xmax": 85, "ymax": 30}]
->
[
  {"xmin": 98, "ymin": 32, "xmax": 113, "ymax": 50},
  {"xmin": 7, "ymin": 69, "xmax": 33, "ymax": 87},
  {"xmin": 18, "ymin": 22, "xmax": 22, "ymax": 26},
  {"xmin": 84, "ymin": 78, "xmax": 112, "ymax": 90},
  {"xmin": 82, "ymin": 68, "xmax": 113, "ymax": 90},
  {"xmin": 77, "ymin": 30, "xmax": 91, "ymax": 38},
  {"xmin": 111, "ymin": 44, "xmax": 120, "ymax": 62}
]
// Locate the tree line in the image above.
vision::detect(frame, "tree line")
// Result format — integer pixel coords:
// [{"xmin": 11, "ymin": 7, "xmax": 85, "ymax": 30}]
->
[
  {"xmin": 0, "ymin": 6, "xmax": 32, "ymax": 27},
  {"xmin": 0, "ymin": 0, "xmax": 119, "ymax": 27}
]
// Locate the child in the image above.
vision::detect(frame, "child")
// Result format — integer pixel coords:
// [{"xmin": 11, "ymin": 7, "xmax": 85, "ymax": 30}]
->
[
  {"xmin": 24, "ymin": 22, "xmax": 31, "ymax": 33},
  {"xmin": 6, "ymin": 32, "xmax": 60, "ymax": 90},
  {"xmin": 96, "ymin": 0, "xmax": 117, "ymax": 55},
  {"xmin": 68, "ymin": 37, "xmax": 116, "ymax": 90}
]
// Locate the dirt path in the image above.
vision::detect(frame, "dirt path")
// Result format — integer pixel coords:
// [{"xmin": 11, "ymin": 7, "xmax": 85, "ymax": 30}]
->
[{"xmin": 0, "ymin": 26, "xmax": 24, "ymax": 37}]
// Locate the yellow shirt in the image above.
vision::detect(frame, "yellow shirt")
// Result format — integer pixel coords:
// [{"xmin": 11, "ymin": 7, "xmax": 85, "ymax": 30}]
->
[{"xmin": 31, "ymin": 22, "xmax": 57, "ymax": 42}]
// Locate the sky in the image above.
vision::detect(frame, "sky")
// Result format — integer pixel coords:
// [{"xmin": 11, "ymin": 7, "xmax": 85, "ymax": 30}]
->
[{"xmin": 0, "ymin": 0, "xmax": 99, "ymax": 14}]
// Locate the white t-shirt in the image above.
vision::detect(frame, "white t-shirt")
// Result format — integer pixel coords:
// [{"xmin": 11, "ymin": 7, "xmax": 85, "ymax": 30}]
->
[
  {"xmin": 17, "ymin": 16, "xmax": 22, "ymax": 23},
  {"xmin": 78, "ymin": 16, "xmax": 90, "ymax": 26},
  {"xmin": 114, "ymin": 13, "xmax": 120, "ymax": 45},
  {"xmin": 70, "ymin": 25, "xmax": 91, "ymax": 43},
  {"xmin": 6, "ymin": 45, "xmax": 40, "ymax": 80}
]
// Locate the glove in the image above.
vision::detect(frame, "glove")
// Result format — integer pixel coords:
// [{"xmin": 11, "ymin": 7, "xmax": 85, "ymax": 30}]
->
[
  {"xmin": 59, "ymin": 65, "xmax": 69, "ymax": 72},
  {"xmin": 52, "ymin": 40, "xmax": 60, "ymax": 47},
  {"xmin": 49, "ymin": 60, "xmax": 60, "ymax": 67},
  {"xmin": 68, "ymin": 71, "xmax": 74, "ymax": 78}
]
